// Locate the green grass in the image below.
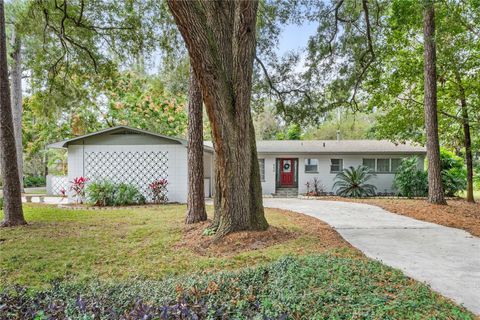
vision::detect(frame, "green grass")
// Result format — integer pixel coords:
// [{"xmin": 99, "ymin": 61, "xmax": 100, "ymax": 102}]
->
[
  {"xmin": 0, "ymin": 204, "xmax": 475, "ymax": 318},
  {"xmin": 0, "ymin": 204, "xmax": 337, "ymax": 288}
]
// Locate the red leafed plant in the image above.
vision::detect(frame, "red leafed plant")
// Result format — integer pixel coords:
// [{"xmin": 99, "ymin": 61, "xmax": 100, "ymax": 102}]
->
[
  {"xmin": 148, "ymin": 179, "xmax": 168, "ymax": 204},
  {"xmin": 70, "ymin": 176, "xmax": 89, "ymax": 203}
]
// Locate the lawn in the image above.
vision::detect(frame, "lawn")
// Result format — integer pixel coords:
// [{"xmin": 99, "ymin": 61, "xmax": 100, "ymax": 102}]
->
[{"xmin": 0, "ymin": 204, "xmax": 475, "ymax": 319}]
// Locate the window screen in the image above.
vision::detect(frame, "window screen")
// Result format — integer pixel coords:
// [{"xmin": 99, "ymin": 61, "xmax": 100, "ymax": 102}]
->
[
  {"xmin": 377, "ymin": 159, "xmax": 390, "ymax": 172},
  {"xmin": 330, "ymin": 159, "xmax": 343, "ymax": 172},
  {"xmin": 391, "ymin": 158, "xmax": 402, "ymax": 172},
  {"xmin": 305, "ymin": 158, "xmax": 319, "ymax": 172},
  {"xmin": 258, "ymin": 159, "xmax": 265, "ymax": 181},
  {"xmin": 362, "ymin": 159, "xmax": 376, "ymax": 171}
]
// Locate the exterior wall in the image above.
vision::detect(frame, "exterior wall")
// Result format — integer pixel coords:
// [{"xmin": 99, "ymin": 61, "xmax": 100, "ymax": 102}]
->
[
  {"xmin": 67, "ymin": 144, "xmax": 188, "ymax": 203},
  {"xmin": 258, "ymin": 153, "xmax": 425, "ymax": 195}
]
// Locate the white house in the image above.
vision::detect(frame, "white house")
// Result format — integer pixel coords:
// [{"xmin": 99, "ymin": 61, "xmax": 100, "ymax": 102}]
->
[{"xmin": 47, "ymin": 126, "xmax": 426, "ymax": 202}]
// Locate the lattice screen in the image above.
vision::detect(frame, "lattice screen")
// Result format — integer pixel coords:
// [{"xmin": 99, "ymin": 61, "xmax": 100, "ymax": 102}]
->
[
  {"xmin": 50, "ymin": 176, "xmax": 69, "ymax": 195},
  {"xmin": 85, "ymin": 151, "xmax": 168, "ymax": 201}
]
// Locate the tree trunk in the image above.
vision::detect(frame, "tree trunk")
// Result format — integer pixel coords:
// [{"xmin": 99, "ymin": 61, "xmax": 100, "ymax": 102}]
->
[
  {"xmin": 0, "ymin": 0, "xmax": 26, "ymax": 227},
  {"xmin": 168, "ymin": 0, "xmax": 268, "ymax": 237},
  {"xmin": 185, "ymin": 67, "xmax": 207, "ymax": 224},
  {"xmin": 455, "ymin": 72, "xmax": 474, "ymax": 203},
  {"xmin": 423, "ymin": 1, "xmax": 446, "ymax": 205},
  {"xmin": 10, "ymin": 27, "xmax": 23, "ymax": 192}
]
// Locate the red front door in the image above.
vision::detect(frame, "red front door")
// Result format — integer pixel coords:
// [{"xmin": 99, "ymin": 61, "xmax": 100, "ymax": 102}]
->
[{"xmin": 280, "ymin": 159, "xmax": 294, "ymax": 186}]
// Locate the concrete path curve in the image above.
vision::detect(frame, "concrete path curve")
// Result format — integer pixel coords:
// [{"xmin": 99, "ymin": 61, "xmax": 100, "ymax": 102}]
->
[{"xmin": 263, "ymin": 198, "xmax": 480, "ymax": 314}]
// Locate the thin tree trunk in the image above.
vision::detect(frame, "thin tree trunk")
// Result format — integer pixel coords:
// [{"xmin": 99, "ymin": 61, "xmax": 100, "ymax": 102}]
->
[
  {"xmin": 423, "ymin": 0, "xmax": 446, "ymax": 205},
  {"xmin": 168, "ymin": 0, "xmax": 268, "ymax": 237},
  {"xmin": 0, "ymin": 0, "xmax": 26, "ymax": 227},
  {"xmin": 454, "ymin": 72, "xmax": 474, "ymax": 203},
  {"xmin": 10, "ymin": 27, "xmax": 23, "ymax": 192},
  {"xmin": 186, "ymin": 67, "xmax": 207, "ymax": 223}
]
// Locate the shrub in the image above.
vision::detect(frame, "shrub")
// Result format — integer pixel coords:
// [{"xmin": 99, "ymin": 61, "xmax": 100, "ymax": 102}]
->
[
  {"xmin": 86, "ymin": 181, "xmax": 116, "ymax": 206},
  {"xmin": 114, "ymin": 183, "xmax": 146, "ymax": 206},
  {"xmin": 394, "ymin": 157, "xmax": 428, "ymax": 197},
  {"xmin": 23, "ymin": 175, "xmax": 46, "ymax": 188},
  {"xmin": 149, "ymin": 179, "xmax": 168, "ymax": 204},
  {"xmin": 333, "ymin": 165, "xmax": 377, "ymax": 197},
  {"xmin": 86, "ymin": 181, "xmax": 145, "ymax": 206},
  {"xmin": 305, "ymin": 178, "xmax": 326, "ymax": 196},
  {"xmin": 70, "ymin": 176, "xmax": 89, "ymax": 204},
  {"xmin": 440, "ymin": 149, "xmax": 467, "ymax": 196}
]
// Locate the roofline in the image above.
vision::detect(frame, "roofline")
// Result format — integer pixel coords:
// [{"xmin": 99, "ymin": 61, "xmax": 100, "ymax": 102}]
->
[
  {"xmin": 256, "ymin": 151, "xmax": 426, "ymax": 155},
  {"xmin": 47, "ymin": 125, "xmax": 214, "ymax": 152}
]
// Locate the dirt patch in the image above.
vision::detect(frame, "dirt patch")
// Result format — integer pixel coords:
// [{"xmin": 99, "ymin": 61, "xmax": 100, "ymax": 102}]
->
[
  {"xmin": 327, "ymin": 197, "xmax": 480, "ymax": 237},
  {"xmin": 175, "ymin": 209, "xmax": 349, "ymax": 257}
]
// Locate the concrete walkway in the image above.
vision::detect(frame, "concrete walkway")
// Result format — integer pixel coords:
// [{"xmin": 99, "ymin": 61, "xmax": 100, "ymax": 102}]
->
[{"xmin": 263, "ymin": 198, "xmax": 480, "ymax": 314}]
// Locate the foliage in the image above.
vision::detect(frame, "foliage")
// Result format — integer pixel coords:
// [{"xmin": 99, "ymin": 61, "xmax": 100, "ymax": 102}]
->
[
  {"xmin": 303, "ymin": 111, "xmax": 375, "ymax": 140},
  {"xmin": 0, "ymin": 205, "xmax": 349, "ymax": 287},
  {"xmin": 23, "ymin": 175, "xmax": 46, "ymax": 188},
  {"xmin": 69, "ymin": 177, "xmax": 89, "ymax": 204},
  {"xmin": 305, "ymin": 178, "xmax": 326, "ymax": 196},
  {"xmin": 85, "ymin": 181, "xmax": 116, "ymax": 207},
  {"xmin": 286, "ymin": 123, "xmax": 302, "ymax": 140},
  {"xmin": 440, "ymin": 149, "xmax": 467, "ymax": 196},
  {"xmin": 333, "ymin": 166, "xmax": 377, "ymax": 197},
  {"xmin": 148, "ymin": 179, "xmax": 169, "ymax": 204},
  {"xmin": 0, "ymin": 255, "xmax": 474, "ymax": 319},
  {"xmin": 85, "ymin": 181, "xmax": 145, "ymax": 206},
  {"xmin": 394, "ymin": 157, "xmax": 428, "ymax": 198},
  {"xmin": 0, "ymin": 197, "xmax": 3, "ymax": 211}
]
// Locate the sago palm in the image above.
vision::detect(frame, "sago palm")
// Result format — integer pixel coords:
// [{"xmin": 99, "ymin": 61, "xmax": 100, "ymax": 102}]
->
[{"xmin": 333, "ymin": 165, "xmax": 377, "ymax": 197}]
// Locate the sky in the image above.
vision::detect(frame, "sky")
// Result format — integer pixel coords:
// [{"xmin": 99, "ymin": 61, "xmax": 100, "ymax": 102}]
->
[{"xmin": 277, "ymin": 22, "xmax": 318, "ymax": 55}]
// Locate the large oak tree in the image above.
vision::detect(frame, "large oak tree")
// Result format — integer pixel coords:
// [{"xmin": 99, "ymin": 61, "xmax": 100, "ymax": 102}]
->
[
  {"xmin": 167, "ymin": 0, "xmax": 268, "ymax": 237},
  {"xmin": 0, "ymin": 0, "xmax": 25, "ymax": 227}
]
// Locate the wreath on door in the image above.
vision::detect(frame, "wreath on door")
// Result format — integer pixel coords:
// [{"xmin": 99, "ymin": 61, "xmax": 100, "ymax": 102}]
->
[{"xmin": 283, "ymin": 163, "xmax": 291, "ymax": 170}]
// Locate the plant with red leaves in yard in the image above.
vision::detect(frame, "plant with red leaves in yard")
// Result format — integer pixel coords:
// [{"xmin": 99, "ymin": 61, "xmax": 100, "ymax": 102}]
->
[
  {"xmin": 149, "ymin": 179, "xmax": 168, "ymax": 204},
  {"xmin": 70, "ymin": 177, "xmax": 89, "ymax": 204}
]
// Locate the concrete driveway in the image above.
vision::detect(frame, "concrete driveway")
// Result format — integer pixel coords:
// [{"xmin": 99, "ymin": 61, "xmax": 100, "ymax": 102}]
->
[{"xmin": 263, "ymin": 198, "xmax": 480, "ymax": 315}]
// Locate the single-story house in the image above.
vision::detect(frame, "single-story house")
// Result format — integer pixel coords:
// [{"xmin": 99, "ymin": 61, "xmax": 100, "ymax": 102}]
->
[{"xmin": 47, "ymin": 126, "xmax": 426, "ymax": 202}]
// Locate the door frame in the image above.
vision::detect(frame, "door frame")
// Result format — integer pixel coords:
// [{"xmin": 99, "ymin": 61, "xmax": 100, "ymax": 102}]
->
[{"xmin": 275, "ymin": 158, "xmax": 298, "ymax": 188}]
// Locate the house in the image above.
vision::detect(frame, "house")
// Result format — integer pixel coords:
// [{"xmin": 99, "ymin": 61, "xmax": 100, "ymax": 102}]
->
[
  {"xmin": 47, "ymin": 126, "xmax": 426, "ymax": 202},
  {"xmin": 47, "ymin": 126, "xmax": 214, "ymax": 203},
  {"xmin": 252, "ymin": 140, "xmax": 426, "ymax": 196}
]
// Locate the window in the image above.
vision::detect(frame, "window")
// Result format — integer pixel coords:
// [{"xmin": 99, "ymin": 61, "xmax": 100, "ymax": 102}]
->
[
  {"xmin": 391, "ymin": 158, "xmax": 402, "ymax": 172},
  {"xmin": 376, "ymin": 159, "xmax": 390, "ymax": 172},
  {"xmin": 330, "ymin": 159, "xmax": 343, "ymax": 172},
  {"xmin": 305, "ymin": 158, "xmax": 318, "ymax": 173},
  {"xmin": 258, "ymin": 159, "xmax": 265, "ymax": 181},
  {"xmin": 362, "ymin": 159, "xmax": 376, "ymax": 171}
]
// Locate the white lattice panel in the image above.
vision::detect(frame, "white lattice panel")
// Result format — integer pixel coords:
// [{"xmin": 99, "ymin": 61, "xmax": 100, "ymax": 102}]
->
[
  {"xmin": 47, "ymin": 175, "xmax": 69, "ymax": 196},
  {"xmin": 84, "ymin": 151, "xmax": 168, "ymax": 201}
]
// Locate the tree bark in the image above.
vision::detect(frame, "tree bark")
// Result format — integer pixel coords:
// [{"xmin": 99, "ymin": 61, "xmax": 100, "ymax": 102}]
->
[
  {"xmin": 454, "ymin": 72, "xmax": 474, "ymax": 203},
  {"xmin": 423, "ymin": 1, "xmax": 446, "ymax": 205},
  {"xmin": 185, "ymin": 67, "xmax": 207, "ymax": 223},
  {"xmin": 168, "ymin": 0, "xmax": 268, "ymax": 237},
  {"xmin": 0, "ymin": 0, "xmax": 26, "ymax": 227},
  {"xmin": 10, "ymin": 27, "xmax": 23, "ymax": 192}
]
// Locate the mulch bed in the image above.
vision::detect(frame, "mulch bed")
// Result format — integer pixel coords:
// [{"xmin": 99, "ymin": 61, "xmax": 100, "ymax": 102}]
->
[
  {"xmin": 175, "ymin": 209, "xmax": 349, "ymax": 257},
  {"xmin": 326, "ymin": 197, "xmax": 480, "ymax": 237}
]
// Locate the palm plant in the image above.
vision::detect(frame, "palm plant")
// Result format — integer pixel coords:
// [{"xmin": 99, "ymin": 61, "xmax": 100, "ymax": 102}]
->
[{"xmin": 333, "ymin": 165, "xmax": 377, "ymax": 197}]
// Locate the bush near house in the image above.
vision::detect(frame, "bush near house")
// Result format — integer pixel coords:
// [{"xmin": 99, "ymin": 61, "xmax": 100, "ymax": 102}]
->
[
  {"xmin": 86, "ymin": 181, "xmax": 145, "ymax": 206},
  {"xmin": 394, "ymin": 156, "xmax": 428, "ymax": 198},
  {"xmin": 333, "ymin": 165, "xmax": 377, "ymax": 198},
  {"xmin": 23, "ymin": 175, "xmax": 46, "ymax": 188},
  {"xmin": 440, "ymin": 149, "xmax": 467, "ymax": 196}
]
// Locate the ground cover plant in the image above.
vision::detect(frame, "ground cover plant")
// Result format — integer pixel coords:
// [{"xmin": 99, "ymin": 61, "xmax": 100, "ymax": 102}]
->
[
  {"xmin": 0, "ymin": 255, "xmax": 474, "ymax": 319},
  {"xmin": 86, "ymin": 181, "xmax": 145, "ymax": 206}
]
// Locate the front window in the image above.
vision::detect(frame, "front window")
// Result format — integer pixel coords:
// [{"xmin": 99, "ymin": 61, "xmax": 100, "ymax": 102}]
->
[
  {"xmin": 330, "ymin": 159, "xmax": 343, "ymax": 173},
  {"xmin": 362, "ymin": 158, "xmax": 376, "ymax": 171},
  {"xmin": 391, "ymin": 158, "xmax": 402, "ymax": 172},
  {"xmin": 305, "ymin": 158, "xmax": 318, "ymax": 173},
  {"xmin": 377, "ymin": 159, "xmax": 390, "ymax": 173},
  {"xmin": 258, "ymin": 159, "xmax": 265, "ymax": 181}
]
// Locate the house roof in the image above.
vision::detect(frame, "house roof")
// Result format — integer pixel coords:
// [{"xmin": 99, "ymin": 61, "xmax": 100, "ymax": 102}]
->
[
  {"xmin": 47, "ymin": 126, "xmax": 214, "ymax": 152},
  {"xmin": 205, "ymin": 140, "xmax": 426, "ymax": 155}
]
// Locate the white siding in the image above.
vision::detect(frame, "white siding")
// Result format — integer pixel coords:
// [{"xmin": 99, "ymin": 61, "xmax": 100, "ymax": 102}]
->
[
  {"xmin": 67, "ymin": 144, "xmax": 188, "ymax": 203},
  {"xmin": 259, "ymin": 153, "xmax": 425, "ymax": 195}
]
